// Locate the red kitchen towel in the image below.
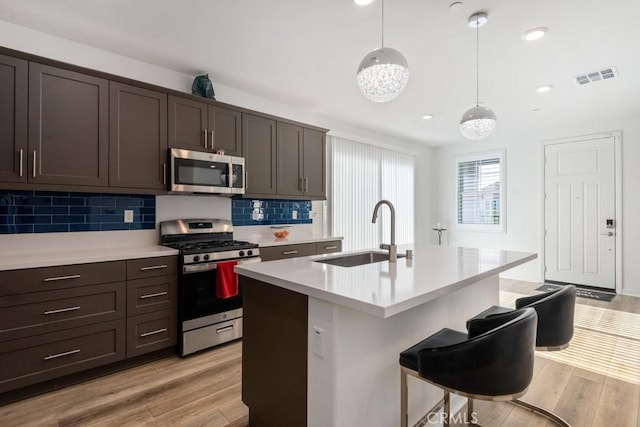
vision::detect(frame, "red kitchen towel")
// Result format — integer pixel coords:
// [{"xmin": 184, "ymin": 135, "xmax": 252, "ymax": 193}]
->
[{"xmin": 216, "ymin": 260, "xmax": 239, "ymax": 299}]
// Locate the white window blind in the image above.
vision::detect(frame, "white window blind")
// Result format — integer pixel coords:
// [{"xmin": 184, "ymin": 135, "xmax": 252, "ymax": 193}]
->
[
  {"xmin": 329, "ymin": 136, "xmax": 414, "ymax": 251},
  {"xmin": 456, "ymin": 150, "xmax": 505, "ymax": 231}
]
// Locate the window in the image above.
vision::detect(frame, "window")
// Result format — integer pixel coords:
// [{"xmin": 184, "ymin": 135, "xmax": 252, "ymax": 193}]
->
[
  {"xmin": 456, "ymin": 150, "xmax": 505, "ymax": 232},
  {"xmin": 329, "ymin": 136, "xmax": 414, "ymax": 251}
]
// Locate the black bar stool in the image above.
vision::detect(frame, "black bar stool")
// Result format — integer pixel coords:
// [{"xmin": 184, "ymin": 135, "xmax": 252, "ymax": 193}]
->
[
  {"xmin": 466, "ymin": 285, "xmax": 576, "ymax": 426},
  {"xmin": 399, "ymin": 307, "xmax": 538, "ymax": 426}
]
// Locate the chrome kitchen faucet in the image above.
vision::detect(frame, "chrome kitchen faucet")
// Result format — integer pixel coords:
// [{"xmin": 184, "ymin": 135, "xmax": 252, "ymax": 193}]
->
[{"xmin": 371, "ymin": 200, "xmax": 397, "ymax": 262}]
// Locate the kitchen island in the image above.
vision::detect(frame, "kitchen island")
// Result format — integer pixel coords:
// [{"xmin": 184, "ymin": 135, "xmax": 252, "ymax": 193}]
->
[{"xmin": 235, "ymin": 244, "xmax": 536, "ymax": 427}]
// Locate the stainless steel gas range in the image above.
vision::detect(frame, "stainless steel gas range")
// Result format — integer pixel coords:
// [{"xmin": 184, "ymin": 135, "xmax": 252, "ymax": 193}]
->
[{"xmin": 160, "ymin": 218, "xmax": 260, "ymax": 356}]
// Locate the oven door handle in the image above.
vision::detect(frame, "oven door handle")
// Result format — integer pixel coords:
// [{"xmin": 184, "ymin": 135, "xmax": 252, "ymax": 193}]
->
[{"xmin": 182, "ymin": 257, "xmax": 262, "ymax": 274}]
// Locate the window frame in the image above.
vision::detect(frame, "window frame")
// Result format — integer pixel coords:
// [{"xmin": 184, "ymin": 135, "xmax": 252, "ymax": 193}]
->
[{"xmin": 454, "ymin": 149, "xmax": 506, "ymax": 233}]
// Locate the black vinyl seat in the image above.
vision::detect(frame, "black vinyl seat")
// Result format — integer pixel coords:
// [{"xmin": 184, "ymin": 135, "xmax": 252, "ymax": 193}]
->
[
  {"xmin": 464, "ymin": 285, "xmax": 577, "ymax": 426},
  {"xmin": 467, "ymin": 285, "xmax": 576, "ymax": 350},
  {"xmin": 399, "ymin": 307, "xmax": 537, "ymax": 427}
]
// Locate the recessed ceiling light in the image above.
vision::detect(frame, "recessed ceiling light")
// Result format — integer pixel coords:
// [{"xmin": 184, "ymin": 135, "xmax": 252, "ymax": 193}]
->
[
  {"xmin": 354, "ymin": 0, "xmax": 375, "ymax": 5},
  {"xmin": 422, "ymin": 114, "xmax": 434, "ymax": 120},
  {"xmin": 522, "ymin": 27, "xmax": 548, "ymax": 41},
  {"xmin": 536, "ymin": 85, "xmax": 553, "ymax": 93}
]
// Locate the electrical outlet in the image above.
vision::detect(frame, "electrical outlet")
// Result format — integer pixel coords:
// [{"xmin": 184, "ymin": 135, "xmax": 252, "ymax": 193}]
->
[
  {"xmin": 313, "ymin": 326, "xmax": 325, "ymax": 357},
  {"xmin": 124, "ymin": 210, "xmax": 134, "ymax": 223},
  {"xmin": 292, "ymin": 210, "xmax": 298, "ymax": 220}
]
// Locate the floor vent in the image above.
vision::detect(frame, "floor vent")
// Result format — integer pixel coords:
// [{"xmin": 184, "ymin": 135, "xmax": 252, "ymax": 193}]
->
[{"xmin": 574, "ymin": 67, "xmax": 618, "ymax": 85}]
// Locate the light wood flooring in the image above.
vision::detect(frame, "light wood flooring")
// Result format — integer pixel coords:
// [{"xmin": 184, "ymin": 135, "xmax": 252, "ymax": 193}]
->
[{"xmin": 1, "ymin": 279, "xmax": 639, "ymax": 426}]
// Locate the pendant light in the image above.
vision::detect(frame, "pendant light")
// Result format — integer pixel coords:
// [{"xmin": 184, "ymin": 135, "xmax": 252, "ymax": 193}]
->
[
  {"xmin": 460, "ymin": 12, "xmax": 497, "ymax": 140},
  {"xmin": 356, "ymin": 0, "xmax": 409, "ymax": 102}
]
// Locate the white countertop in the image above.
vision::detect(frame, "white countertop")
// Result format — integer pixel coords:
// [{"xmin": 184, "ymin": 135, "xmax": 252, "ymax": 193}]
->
[
  {"xmin": 0, "ymin": 245, "xmax": 178, "ymax": 271},
  {"xmin": 236, "ymin": 244, "xmax": 536, "ymax": 318}
]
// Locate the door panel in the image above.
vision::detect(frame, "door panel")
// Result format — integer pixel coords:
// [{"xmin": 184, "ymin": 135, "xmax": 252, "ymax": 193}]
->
[
  {"xmin": 168, "ymin": 95, "xmax": 207, "ymax": 151},
  {"xmin": 303, "ymin": 128, "xmax": 326, "ymax": 198},
  {"xmin": 242, "ymin": 114, "xmax": 276, "ymax": 195},
  {"xmin": 544, "ymin": 137, "xmax": 615, "ymax": 289},
  {"xmin": 0, "ymin": 54, "xmax": 27, "ymax": 183},
  {"xmin": 208, "ymin": 105, "xmax": 241, "ymax": 156},
  {"xmin": 28, "ymin": 63, "xmax": 109, "ymax": 186},
  {"xmin": 276, "ymin": 122, "xmax": 303, "ymax": 196}
]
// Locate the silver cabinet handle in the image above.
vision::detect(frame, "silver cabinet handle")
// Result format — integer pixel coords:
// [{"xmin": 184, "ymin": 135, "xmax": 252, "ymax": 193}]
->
[
  {"xmin": 305, "ymin": 177, "xmax": 309, "ymax": 192},
  {"xmin": 19, "ymin": 149, "xmax": 23, "ymax": 177},
  {"xmin": 299, "ymin": 178, "xmax": 304, "ymax": 191},
  {"xmin": 204, "ymin": 129, "xmax": 208, "ymax": 149},
  {"xmin": 163, "ymin": 163, "xmax": 167, "ymax": 185},
  {"xmin": 44, "ymin": 306, "xmax": 80, "ymax": 315},
  {"xmin": 210, "ymin": 130, "xmax": 215, "ymax": 148},
  {"xmin": 216, "ymin": 325, "xmax": 234, "ymax": 334},
  {"xmin": 32, "ymin": 150, "xmax": 36, "ymax": 178},
  {"xmin": 44, "ymin": 349, "xmax": 80, "ymax": 361},
  {"xmin": 43, "ymin": 274, "xmax": 81, "ymax": 282},
  {"xmin": 282, "ymin": 250, "xmax": 299, "ymax": 255},
  {"xmin": 601, "ymin": 231, "xmax": 614, "ymax": 236},
  {"xmin": 140, "ymin": 291, "xmax": 168, "ymax": 299},
  {"xmin": 324, "ymin": 246, "xmax": 338, "ymax": 250},
  {"xmin": 140, "ymin": 264, "xmax": 168, "ymax": 271},
  {"xmin": 140, "ymin": 328, "xmax": 167, "ymax": 337}
]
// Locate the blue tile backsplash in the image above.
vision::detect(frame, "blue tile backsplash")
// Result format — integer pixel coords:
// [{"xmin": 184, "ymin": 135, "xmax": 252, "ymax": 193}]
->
[
  {"xmin": 232, "ymin": 198, "xmax": 312, "ymax": 226},
  {"xmin": 0, "ymin": 190, "xmax": 156, "ymax": 234}
]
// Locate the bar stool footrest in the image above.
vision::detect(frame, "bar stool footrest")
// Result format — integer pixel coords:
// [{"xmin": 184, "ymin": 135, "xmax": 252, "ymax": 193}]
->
[{"xmin": 510, "ymin": 398, "xmax": 571, "ymax": 427}]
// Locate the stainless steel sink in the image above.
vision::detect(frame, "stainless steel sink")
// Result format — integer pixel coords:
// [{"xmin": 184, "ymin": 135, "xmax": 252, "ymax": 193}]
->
[{"xmin": 314, "ymin": 251, "xmax": 405, "ymax": 268}]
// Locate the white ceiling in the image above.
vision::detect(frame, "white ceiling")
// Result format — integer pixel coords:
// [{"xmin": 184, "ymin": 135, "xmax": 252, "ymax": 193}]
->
[{"xmin": 1, "ymin": 0, "xmax": 640, "ymax": 146}]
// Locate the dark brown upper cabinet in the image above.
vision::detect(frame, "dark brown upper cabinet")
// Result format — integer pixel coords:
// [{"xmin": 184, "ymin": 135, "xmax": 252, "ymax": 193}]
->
[
  {"xmin": 0, "ymin": 54, "xmax": 28, "ymax": 183},
  {"xmin": 168, "ymin": 95, "xmax": 241, "ymax": 156},
  {"xmin": 276, "ymin": 123, "xmax": 326, "ymax": 199},
  {"xmin": 208, "ymin": 105, "xmax": 242, "ymax": 156},
  {"xmin": 28, "ymin": 63, "xmax": 109, "ymax": 186},
  {"xmin": 109, "ymin": 82, "xmax": 168, "ymax": 190},
  {"xmin": 242, "ymin": 113, "xmax": 277, "ymax": 196}
]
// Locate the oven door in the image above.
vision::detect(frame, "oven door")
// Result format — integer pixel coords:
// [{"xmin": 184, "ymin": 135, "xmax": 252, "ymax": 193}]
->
[
  {"xmin": 170, "ymin": 148, "xmax": 244, "ymax": 195},
  {"xmin": 180, "ymin": 257, "xmax": 259, "ymax": 328}
]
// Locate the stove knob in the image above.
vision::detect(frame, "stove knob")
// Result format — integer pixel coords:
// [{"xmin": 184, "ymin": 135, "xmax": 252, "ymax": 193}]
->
[
  {"xmin": 239, "ymin": 250, "xmax": 245, "ymax": 257},
  {"xmin": 247, "ymin": 250, "xmax": 253, "ymax": 256},
  {"xmin": 193, "ymin": 255, "xmax": 200, "ymax": 263},
  {"xmin": 203, "ymin": 254, "xmax": 210, "ymax": 261}
]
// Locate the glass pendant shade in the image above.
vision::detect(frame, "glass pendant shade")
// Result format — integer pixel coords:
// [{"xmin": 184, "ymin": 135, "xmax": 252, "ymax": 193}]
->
[
  {"xmin": 459, "ymin": 105, "xmax": 497, "ymax": 140},
  {"xmin": 356, "ymin": 47, "xmax": 409, "ymax": 102}
]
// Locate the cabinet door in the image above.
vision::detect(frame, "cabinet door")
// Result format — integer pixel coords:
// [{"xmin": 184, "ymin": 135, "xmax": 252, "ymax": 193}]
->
[
  {"xmin": 28, "ymin": 63, "xmax": 109, "ymax": 186},
  {"xmin": 259, "ymin": 243, "xmax": 316, "ymax": 261},
  {"xmin": 242, "ymin": 113, "xmax": 277, "ymax": 196},
  {"xmin": 168, "ymin": 95, "xmax": 207, "ymax": 151},
  {"xmin": 0, "ymin": 54, "xmax": 27, "ymax": 183},
  {"xmin": 109, "ymin": 83, "xmax": 168, "ymax": 189},
  {"xmin": 276, "ymin": 122, "xmax": 304, "ymax": 196},
  {"xmin": 303, "ymin": 128, "xmax": 326, "ymax": 198},
  {"xmin": 208, "ymin": 105, "xmax": 242, "ymax": 156}
]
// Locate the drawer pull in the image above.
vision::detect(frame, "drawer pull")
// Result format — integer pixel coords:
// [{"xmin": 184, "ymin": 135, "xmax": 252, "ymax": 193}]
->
[
  {"xmin": 217, "ymin": 325, "xmax": 234, "ymax": 334},
  {"xmin": 282, "ymin": 250, "xmax": 299, "ymax": 255},
  {"xmin": 140, "ymin": 328, "xmax": 167, "ymax": 337},
  {"xmin": 44, "ymin": 306, "xmax": 80, "ymax": 315},
  {"xmin": 43, "ymin": 274, "xmax": 81, "ymax": 282},
  {"xmin": 140, "ymin": 264, "xmax": 168, "ymax": 271},
  {"xmin": 324, "ymin": 246, "xmax": 338, "ymax": 250},
  {"xmin": 140, "ymin": 291, "xmax": 168, "ymax": 299},
  {"xmin": 44, "ymin": 349, "xmax": 80, "ymax": 361}
]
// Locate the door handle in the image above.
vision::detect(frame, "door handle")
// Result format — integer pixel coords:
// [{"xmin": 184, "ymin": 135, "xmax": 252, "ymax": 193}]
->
[
  {"xmin": 601, "ymin": 231, "xmax": 614, "ymax": 236},
  {"xmin": 33, "ymin": 150, "xmax": 37, "ymax": 178},
  {"xmin": 19, "ymin": 149, "xmax": 24, "ymax": 177},
  {"xmin": 204, "ymin": 129, "xmax": 208, "ymax": 149}
]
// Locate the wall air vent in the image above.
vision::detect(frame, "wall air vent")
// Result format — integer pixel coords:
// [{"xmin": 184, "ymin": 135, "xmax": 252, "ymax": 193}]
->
[{"xmin": 573, "ymin": 67, "xmax": 618, "ymax": 85}]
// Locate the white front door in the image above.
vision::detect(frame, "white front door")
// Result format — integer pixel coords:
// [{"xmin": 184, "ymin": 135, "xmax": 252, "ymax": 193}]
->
[{"xmin": 544, "ymin": 136, "xmax": 616, "ymax": 289}]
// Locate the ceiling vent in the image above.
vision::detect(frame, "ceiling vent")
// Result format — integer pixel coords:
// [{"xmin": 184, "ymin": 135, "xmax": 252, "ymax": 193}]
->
[{"xmin": 573, "ymin": 67, "xmax": 618, "ymax": 85}]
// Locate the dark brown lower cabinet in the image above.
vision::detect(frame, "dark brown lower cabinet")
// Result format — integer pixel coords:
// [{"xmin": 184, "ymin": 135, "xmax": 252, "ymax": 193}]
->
[
  {"xmin": 0, "ymin": 256, "xmax": 178, "ymax": 396},
  {"xmin": 0, "ymin": 319, "xmax": 126, "ymax": 393},
  {"xmin": 242, "ymin": 278, "xmax": 308, "ymax": 427},
  {"xmin": 126, "ymin": 309, "xmax": 177, "ymax": 358}
]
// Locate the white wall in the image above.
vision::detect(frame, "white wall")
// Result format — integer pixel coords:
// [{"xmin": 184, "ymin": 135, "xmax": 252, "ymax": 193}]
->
[{"xmin": 432, "ymin": 115, "xmax": 640, "ymax": 296}]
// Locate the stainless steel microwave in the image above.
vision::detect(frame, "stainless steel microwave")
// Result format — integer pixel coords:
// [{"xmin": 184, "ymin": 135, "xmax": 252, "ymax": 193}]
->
[{"xmin": 170, "ymin": 149, "xmax": 245, "ymax": 195}]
